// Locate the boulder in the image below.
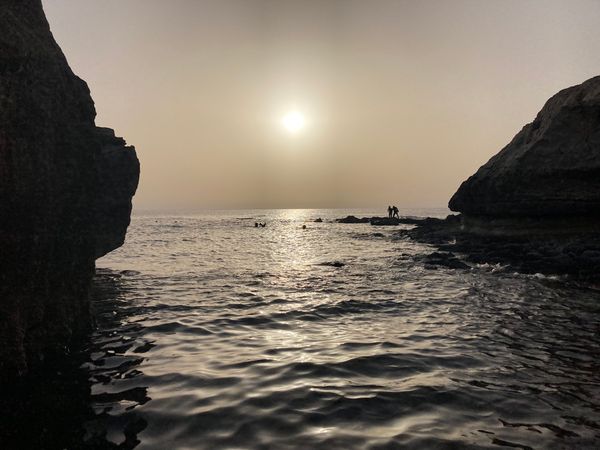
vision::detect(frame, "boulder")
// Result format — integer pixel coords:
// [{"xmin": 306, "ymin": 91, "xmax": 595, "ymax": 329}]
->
[
  {"xmin": 0, "ymin": 0, "xmax": 139, "ymax": 378},
  {"xmin": 449, "ymin": 76, "xmax": 600, "ymax": 218}
]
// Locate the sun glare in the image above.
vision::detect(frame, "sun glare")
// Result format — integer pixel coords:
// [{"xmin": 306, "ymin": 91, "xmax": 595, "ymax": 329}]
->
[{"xmin": 281, "ymin": 110, "xmax": 306, "ymax": 134}]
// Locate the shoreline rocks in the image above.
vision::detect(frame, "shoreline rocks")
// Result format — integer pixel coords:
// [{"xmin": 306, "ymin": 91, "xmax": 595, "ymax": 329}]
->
[
  {"xmin": 401, "ymin": 215, "xmax": 600, "ymax": 282},
  {"xmin": 398, "ymin": 76, "xmax": 600, "ymax": 282}
]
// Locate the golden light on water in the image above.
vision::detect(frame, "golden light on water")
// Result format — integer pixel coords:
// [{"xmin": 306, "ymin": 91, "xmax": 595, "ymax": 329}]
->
[{"xmin": 281, "ymin": 110, "xmax": 306, "ymax": 134}]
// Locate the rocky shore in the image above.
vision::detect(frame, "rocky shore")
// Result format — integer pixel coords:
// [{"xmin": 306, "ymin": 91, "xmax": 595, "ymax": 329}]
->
[
  {"xmin": 399, "ymin": 215, "xmax": 600, "ymax": 281},
  {"xmin": 402, "ymin": 76, "xmax": 600, "ymax": 282},
  {"xmin": 0, "ymin": 1, "xmax": 139, "ymax": 379}
]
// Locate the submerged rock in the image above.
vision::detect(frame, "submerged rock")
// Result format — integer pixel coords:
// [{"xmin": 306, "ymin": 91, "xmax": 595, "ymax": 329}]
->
[
  {"xmin": 449, "ymin": 76, "xmax": 600, "ymax": 218},
  {"xmin": 0, "ymin": 0, "xmax": 139, "ymax": 378},
  {"xmin": 319, "ymin": 261, "xmax": 346, "ymax": 268}
]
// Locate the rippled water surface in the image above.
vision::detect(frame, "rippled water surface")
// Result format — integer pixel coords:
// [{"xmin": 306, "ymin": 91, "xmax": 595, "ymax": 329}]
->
[{"xmin": 91, "ymin": 209, "xmax": 600, "ymax": 449}]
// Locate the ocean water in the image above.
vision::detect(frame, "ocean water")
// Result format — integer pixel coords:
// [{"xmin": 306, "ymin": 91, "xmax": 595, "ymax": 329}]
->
[{"xmin": 89, "ymin": 209, "xmax": 600, "ymax": 449}]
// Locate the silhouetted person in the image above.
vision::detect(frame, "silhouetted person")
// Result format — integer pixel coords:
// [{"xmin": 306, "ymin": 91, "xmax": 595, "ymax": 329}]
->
[
  {"xmin": 255, "ymin": 222, "xmax": 259, "ymax": 227},
  {"xmin": 392, "ymin": 206, "xmax": 399, "ymax": 218},
  {"xmin": 259, "ymin": 222, "xmax": 266, "ymax": 227},
  {"xmin": 387, "ymin": 205, "xmax": 393, "ymax": 218}
]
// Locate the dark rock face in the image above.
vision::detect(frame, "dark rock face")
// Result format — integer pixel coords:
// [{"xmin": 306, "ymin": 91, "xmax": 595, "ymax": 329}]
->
[
  {"xmin": 449, "ymin": 76, "xmax": 600, "ymax": 218},
  {"xmin": 95, "ymin": 128, "xmax": 139, "ymax": 258},
  {"xmin": 0, "ymin": 0, "xmax": 139, "ymax": 378}
]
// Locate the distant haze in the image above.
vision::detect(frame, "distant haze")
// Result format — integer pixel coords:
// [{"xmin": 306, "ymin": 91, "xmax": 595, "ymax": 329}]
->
[{"xmin": 43, "ymin": 0, "xmax": 600, "ymax": 210}]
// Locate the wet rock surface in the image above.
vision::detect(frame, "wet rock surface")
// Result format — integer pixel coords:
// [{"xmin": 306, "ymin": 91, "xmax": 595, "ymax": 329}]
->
[
  {"xmin": 401, "ymin": 216, "xmax": 600, "ymax": 282},
  {"xmin": 0, "ymin": 0, "xmax": 139, "ymax": 378},
  {"xmin": 420, "ymin": 251, "xmax": 470, "ymax": 271}
]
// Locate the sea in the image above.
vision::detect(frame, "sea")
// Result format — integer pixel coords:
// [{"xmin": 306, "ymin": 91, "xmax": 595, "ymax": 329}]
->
[{"xmin": 84, "ymin": 208, "xmax": 600, "ymax": 449}]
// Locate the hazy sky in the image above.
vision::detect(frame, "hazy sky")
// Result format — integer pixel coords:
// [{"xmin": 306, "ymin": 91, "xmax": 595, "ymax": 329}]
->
[{"xmin": 43, "ymin": 0, "xmax": 600, "ymax": 210}]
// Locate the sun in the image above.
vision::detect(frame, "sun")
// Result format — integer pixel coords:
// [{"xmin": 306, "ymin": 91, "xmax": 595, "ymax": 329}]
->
[{"xmin": 281, "ymin": 110, "xmax": 306, "ymax": 134}]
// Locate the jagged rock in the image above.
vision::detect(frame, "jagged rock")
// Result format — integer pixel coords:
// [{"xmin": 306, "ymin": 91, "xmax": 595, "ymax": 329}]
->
[
  {"xmin": 0, "ymin": 0, "xmax": 139, "ymax": 378},
  {"xmin": 449, "ymin": 76, "xmax": 600, "ymax": 218}
]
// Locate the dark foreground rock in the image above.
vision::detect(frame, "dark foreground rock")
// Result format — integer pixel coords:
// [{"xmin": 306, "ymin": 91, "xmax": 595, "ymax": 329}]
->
[
  {"xmin": 0, "ymin": 272, "xmax": 147, "ymax": 449},
  {"xmin": 94, "ymin": 127, "xmax": 140, "ymax": 258},
  {"xmin": 0, "ymin": 1, "xmax": 139, "ymax": 378}
]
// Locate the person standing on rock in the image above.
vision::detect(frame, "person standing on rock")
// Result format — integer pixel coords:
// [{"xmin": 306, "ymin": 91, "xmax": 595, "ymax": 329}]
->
[
  {"xmin": 392, "ymin": 206, "xmax": 400, "ymax": 218},
  {"xmin": 387, "ymin": 205, "xmax": 393, "ymax": 218}
]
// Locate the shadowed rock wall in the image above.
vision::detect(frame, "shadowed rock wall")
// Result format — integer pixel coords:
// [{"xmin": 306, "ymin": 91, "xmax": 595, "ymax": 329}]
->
[{"xmin": 0, "ymin": 0, "xmax": 139, "ymax": 378}]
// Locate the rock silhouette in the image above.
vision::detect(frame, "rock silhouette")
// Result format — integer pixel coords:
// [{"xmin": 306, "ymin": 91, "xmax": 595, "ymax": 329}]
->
[
  {"xmin": 403, "ymin": 75, "xmax": 600, "ymax": 279},
  {"xmin": 0, "ymin": 0, "xmax": 139, "ymax": 378},
  {"xmin": 450, "ymin": 76, "xmax": 600, "ymax": 218}
]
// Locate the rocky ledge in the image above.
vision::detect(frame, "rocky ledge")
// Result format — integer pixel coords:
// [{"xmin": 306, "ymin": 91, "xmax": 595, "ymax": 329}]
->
[
  {"xmin": 336, "ymin": 216, "xmax": 426, "ymax": 226},
  {"xmin": 404, "ymin": 76, "xmax": 600, "ymax": 281},
  {"xmin": 400, "ymin": 216, "xmax": 600, "ymax": 281},
  {"xmin": 0, "ymin": 0, "xmax": 139, "ymax": 378}
]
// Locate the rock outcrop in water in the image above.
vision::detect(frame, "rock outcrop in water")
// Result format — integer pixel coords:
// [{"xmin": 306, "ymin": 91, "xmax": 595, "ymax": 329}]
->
[
  {"xmin": 336, "ymin": 216, "xmax": 425, "ymax": 226},
  {"xmin": 404, "ymin": 77, "xmax": 600, "ymax": 280},
  {"xmin": 0, "ymin": 0, "xmax": 139, "ymax": 378},
  {"xmin": 449, "ymin": 76, "xmax": 600, "ymax": 219}
]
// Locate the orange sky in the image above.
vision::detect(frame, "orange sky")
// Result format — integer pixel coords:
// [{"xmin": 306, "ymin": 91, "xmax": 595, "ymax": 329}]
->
[{"xmin": 43, "ymin": 0, "xmax": 600, "ymax": 210}]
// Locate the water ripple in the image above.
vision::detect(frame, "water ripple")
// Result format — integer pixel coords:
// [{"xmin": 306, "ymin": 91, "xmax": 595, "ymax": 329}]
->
[{"xmin": 87, "ymin": 209, "xmax": 600, "ymax": 449}]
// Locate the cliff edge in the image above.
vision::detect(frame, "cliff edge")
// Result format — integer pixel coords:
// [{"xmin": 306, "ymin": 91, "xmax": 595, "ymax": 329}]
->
[{"xmin": 0, "ymin": 0, "xmax": 139, "ymax": 378}]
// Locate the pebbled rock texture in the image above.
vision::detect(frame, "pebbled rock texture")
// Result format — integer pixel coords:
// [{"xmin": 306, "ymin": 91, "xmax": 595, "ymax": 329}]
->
[
  {"xmin": 449, "ymin": 76, "xmax": 600, "ymax": 218},
  {"xmin": 0, "ymin": 0, "xmax": 139, "ymax": 378}
]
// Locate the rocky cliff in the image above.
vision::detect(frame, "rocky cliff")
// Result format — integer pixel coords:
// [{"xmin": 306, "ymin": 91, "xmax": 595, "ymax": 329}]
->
[
  {"xmin": 0, "ymin": 0, "xmax": 139, "ymax": 378},
  {"xmin": 401, "ymin": 77, "xmax": 600, "ymax": 280},
  {"xmin": 449, "ymin": 76, "xmax": 600, "ymax": 218}
]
